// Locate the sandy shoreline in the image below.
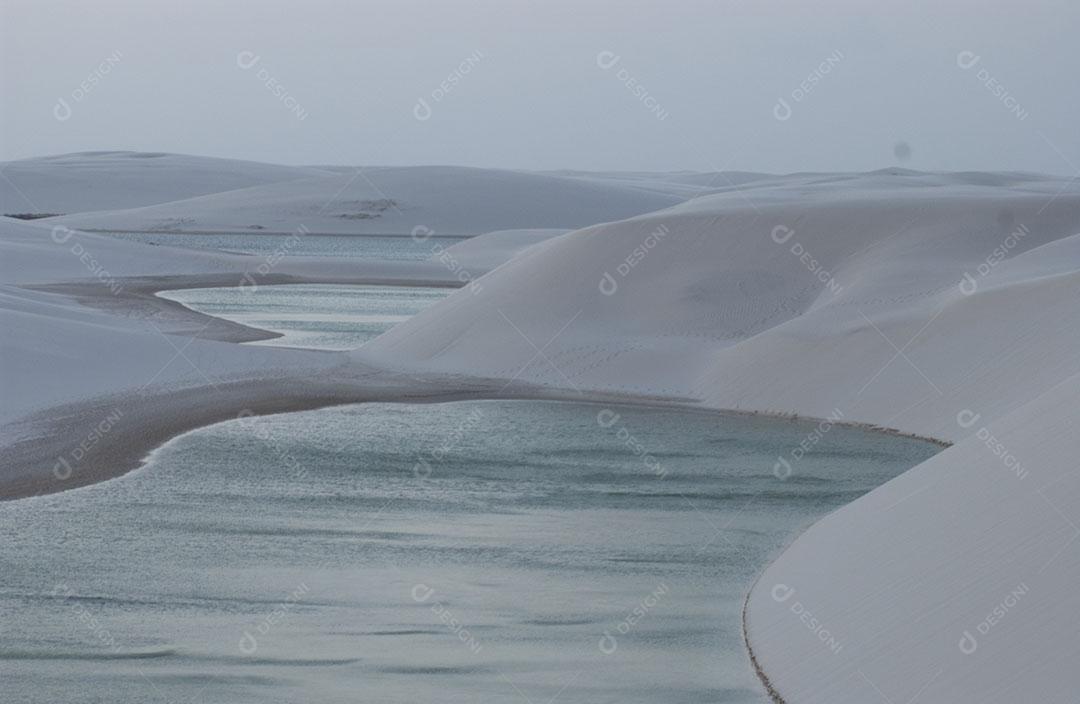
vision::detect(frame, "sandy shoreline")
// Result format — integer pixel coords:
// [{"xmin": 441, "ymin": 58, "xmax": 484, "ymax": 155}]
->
[
  {"xmin": 0, "ymin": 270, "xmax": 672, "ymax": 498},
  {"xmin": 0, "ymin": 274, "xmax": 949, "ymax": 504},
  {"xmin": 0, "ymin": 269, "xmax": 953, "ymax": 704},
  {"xmin": 3, "ymin": 271, "xmax": 950, "ymax": 501},
  {"xmin": 28, "ymin": 273, "xmax": 462, "ymax": 345},
  {"xmin": 1, "ymin": 270, "xmax": 950, "ymax": 501},
  {"xmin": 744, "ymin": 592, "xmax": 787, "ymax": 704}
]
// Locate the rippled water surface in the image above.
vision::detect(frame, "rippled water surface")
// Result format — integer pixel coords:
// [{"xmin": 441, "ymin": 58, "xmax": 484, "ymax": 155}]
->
[
  {"xmin": 0, "ymin": 399, "xmax": 938, "ymax": 703},
  {"xmin": 3, "ymin": 279, "xmax": 939, "ymax": 702}
]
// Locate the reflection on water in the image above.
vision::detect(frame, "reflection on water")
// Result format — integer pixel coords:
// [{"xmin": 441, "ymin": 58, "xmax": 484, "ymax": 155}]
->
[
  {"xmin": 159, "ymin": 284, "xmax": 451, "ymax": 350},
  {"xmin": 0, "ymin": 400, "xmax": 938, "ymax": 703}
]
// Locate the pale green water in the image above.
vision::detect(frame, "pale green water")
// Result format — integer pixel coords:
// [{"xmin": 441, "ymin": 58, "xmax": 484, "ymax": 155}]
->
[
  {"xmin": 0, "ymin": 400, "xmax": 938, "ymax": 703},
  {"xmin": 0, "ymin": 282, "xmax": 940, "ymax": 702},
  {"xmin": 159, "ymin": 284, "xmax": 451, "ymax": 350}
]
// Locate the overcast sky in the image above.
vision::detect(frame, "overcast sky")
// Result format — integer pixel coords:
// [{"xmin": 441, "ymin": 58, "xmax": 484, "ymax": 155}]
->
[{"xmin": 2, "ymin": 0, "xmax": 1077, "ymax": 175}]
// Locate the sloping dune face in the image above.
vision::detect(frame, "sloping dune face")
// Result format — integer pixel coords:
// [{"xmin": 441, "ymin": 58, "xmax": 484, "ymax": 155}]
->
[
  {"xmin": 360, "ymin": 172, "xmax": 1080, "ymax": 437},
  {"xmin": 0, "ymin": 151, "xmax": 329, "ymax": 215},
  {"xmin": 746, "ymin": 371, "xmax": 1080, "ymax": 704},
  {"xmin": 46, "ymin": 165, "xmax": 686, "ymax": 235},
  {"xmin": 360, "ymin": 172, "xmax": 1080, "ymax": 703}
]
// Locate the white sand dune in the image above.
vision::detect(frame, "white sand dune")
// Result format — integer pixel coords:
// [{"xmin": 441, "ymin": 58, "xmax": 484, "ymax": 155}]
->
[
  {"xmin": 0, "ymin": 151, "xmax": 329, "ymax": 215},
  {"xmin": 360, "ymin": 170, "xmax": 1080, "ymax": 428},
  {"xmin": 356, "ymin": 170, "xmax": 1080, "ymax": 702},
  {"xmin": 746, "ymin": 370, "xmax": 1080, "ymax": 703},
  {"xmin": 45, "ymin": 164, "xmax": 685, "ymax": 235},
  {"xmin": 2, "ymin": 163, "xmax": 1079, "ymax": 702},
  {"xmin": 541, "ymin": 169, "xmax": 777, "ymax": 199},
  {"xmin": 434, "ymin": 228, "xmax": 570, "ymax": 271}
]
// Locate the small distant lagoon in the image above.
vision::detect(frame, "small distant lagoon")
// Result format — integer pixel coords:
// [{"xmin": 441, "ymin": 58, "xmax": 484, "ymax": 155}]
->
[{"xmin": 159, "ymin": 284, "xmax": 451, "ymax": 350}]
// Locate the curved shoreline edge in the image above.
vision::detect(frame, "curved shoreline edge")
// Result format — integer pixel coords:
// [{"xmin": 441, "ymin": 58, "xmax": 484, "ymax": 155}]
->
[
  {"xmin": 4, "ymin": 271, "xmax": 951, "ymax": 500},
  {"xmin": 0, "ymin": 273, "xmax": 953, "ymax": 704},
  {"xmin": 0, "ymin": 359, "xmax": 949, "ymax": 502},
  {"xmin": 744, "ymin": 589, "xmax": 787, "ymax": 704}
]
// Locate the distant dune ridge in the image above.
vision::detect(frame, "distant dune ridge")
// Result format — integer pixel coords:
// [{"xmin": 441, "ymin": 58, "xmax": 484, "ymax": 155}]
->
[
  {"xmin": 2, "ymin": 152, "xmax": 1079, "ymax": 703},
  {"xmin": 10, "ymin": 153, "xmax": 689, "ymax": 235},
  {"xmin": 0, "ymin": 151, "xmax": 330, "ymax": 215}
]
